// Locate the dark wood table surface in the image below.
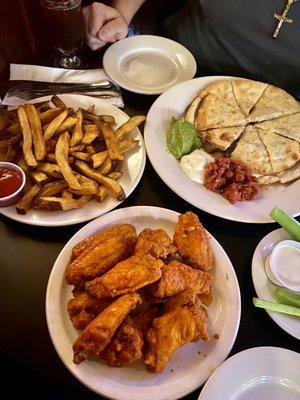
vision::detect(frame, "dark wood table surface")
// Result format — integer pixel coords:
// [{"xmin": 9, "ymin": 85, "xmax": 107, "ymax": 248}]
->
[{"xmin": 0, "ymin": 62, "xmax": 299, "ymax": 399}]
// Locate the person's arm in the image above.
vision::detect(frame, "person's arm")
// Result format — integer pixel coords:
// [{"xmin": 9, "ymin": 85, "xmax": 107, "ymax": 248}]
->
[{"xmin": 83, "ymin": 1, "xmax": 146, "ymax": 50}]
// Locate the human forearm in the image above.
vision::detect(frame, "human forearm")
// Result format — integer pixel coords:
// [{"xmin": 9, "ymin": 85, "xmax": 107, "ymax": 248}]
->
[{"xmin": 112, "ymin": 0, "xmax": 146, "ymax": 24}]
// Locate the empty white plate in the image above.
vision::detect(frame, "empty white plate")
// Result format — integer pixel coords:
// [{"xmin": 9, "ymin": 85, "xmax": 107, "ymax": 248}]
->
[
  {"xmin": 103, "ymin": 35, "xmax": 197, "ymax": 95},
  {"xmin": 198, "ymin": 347, "xmax": 300, "ymax": 400}
]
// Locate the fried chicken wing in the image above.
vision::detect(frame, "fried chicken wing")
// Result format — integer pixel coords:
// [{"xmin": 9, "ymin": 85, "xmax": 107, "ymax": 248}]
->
[
  {"xmin": 73, "ymin": 293, "xmax": 141, "ymax": 364},
  {"xmin": 134, "ymin": 228, "xmax": 177, "ymax": 259},
  {"xmin": 151, "ymin": 260, "xmax": 213, "ymax": 299},
  {"xmin": 65, "ymin": 224, "xmax": 137, "ymax": 288},
  {"xmin": 144, "ymin": 299, "xmax": 209, "ymax": 373},
  {"xmin": 85, "ymin": 255, "xmax": 163, "ymax": 299},
  {"xmin": 173, "ymin": 212, "xmax": 214, "ymax": 271},
  {"xmin": 71, "ymin": 223, "xmax": 134, "ymax": 259},
  {"xmin": 67, "ymin": 290, "xmax": 112, "ymax": 330},
  {"xmin": 101, "ymin": 307, "xmax": 157, "ymax": 367}
]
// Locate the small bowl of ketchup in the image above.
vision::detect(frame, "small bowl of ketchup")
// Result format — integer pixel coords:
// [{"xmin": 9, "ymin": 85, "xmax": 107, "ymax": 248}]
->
[{"xmin": 0, "ymin": 162, "xmax": 26, "ymax": 207}]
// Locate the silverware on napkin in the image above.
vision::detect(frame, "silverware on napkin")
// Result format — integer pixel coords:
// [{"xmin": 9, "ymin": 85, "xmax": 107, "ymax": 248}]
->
[{"xmin": 1, "ymin": 79, "xmax": 121, "ymax": 100}]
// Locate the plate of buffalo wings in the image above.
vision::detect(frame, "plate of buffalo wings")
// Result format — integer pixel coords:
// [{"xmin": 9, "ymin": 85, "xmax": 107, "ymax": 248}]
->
[{"xmin": 46, "ymin": 206, "xmax": 241, "ymax": 400}]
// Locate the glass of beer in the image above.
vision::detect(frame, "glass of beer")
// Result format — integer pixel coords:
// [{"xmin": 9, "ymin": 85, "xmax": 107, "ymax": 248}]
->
[{"xmin": 39, "ymin": 0, "xmax": 85, "ymax": 68}]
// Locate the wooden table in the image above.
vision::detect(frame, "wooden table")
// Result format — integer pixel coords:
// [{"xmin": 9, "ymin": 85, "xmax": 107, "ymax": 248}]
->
[{"xmin": 0, "ymin": 68, "xmax": 299, "ymax": 399}]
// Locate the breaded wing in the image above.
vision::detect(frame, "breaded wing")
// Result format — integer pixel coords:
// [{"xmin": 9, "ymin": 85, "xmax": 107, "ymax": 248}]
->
[
  {"xmin": 67, "ymin": 290, "xmax": 112, "ymax": 330},
  {"xmin": 134, "ymin": 228, "xmax": 177, "ymax": 259},
  {"xmin": 65, "ymin": 224, "xmax": 137, "ymax": 288},
  {"xmin": 151, "ymin": 260, "xmax": 213, "ymax": 299},
  {"xmin": 144, "ymin": 299, "xmax": 209, "ymax": 373},
  {"xmin": 85, "ymin": 255, "xmax": 163, "ymax": 299},
  {"xmin": 73, "ymin": 293, "xmax": 141, "ymax": 364},
  {"xmin": 71, "ymin": 223, "xmax": 134, "ymax": 259},
  {"xmin": 101, "ymin": 306, "xmax": 157, "ymax": 367},
  {"xmin": 173, "ymin": 212, "xmax": 214, "ymax": 271}
]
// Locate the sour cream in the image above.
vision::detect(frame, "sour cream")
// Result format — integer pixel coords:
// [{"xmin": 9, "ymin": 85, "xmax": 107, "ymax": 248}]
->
[{"xmin": 180, "ymin": 149, "xmax": 214, "ymax": 184}]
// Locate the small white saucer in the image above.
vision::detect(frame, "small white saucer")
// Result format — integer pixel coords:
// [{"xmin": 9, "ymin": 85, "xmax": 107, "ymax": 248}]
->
[{"xmin": 103, "ymin": 35, "xmax": 197, "ymax": 95}]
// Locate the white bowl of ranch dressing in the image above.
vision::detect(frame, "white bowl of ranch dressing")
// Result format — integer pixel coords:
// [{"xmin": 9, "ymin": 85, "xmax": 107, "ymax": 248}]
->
[{"xmin": 266, "ymin": 240, "xmax": 300, "ymax": 292}]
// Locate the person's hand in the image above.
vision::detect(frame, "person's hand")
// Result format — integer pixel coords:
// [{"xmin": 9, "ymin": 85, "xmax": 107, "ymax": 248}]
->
[{"xmin": 83, "ymin": 2, "xmax": 129, "ymax": 51}]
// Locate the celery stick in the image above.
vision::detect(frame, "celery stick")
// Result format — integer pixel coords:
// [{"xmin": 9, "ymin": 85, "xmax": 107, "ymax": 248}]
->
[
  {"xmin": 253, "ymin": 297, "xmax": 300, "ymax": 317},
  {"xmin": 270, "ymin": 207, "xmax": 300, "ymax": 242},
  {"xmin": 275, "ymin": 288, "xmax": 300, "ymax": 308}
]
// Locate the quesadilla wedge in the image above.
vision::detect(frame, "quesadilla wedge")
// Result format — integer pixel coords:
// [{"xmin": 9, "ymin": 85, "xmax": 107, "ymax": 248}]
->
[
  {"xmin": 253, "ymin": 174, "xmax": 280, "ymax": 185},
  {"xmin": 258, "ymin": 129, "xmax": 300, "ymax": 174},
  {"xmin": 231, "ymin": 125, "xmax": 274, "ymax": 175},
  {"xmin": 231, "ymin": 79, "xmax": 268, "ymax": 116},
  {"xmin": 278, "ymin": 162, "xmax": 300, "ymax": 183},
  {"xmin": 199, "ymin": 126, "xmax": 245, "ymax": 150},
  {"xmin": 256, "ymin": 112, "xmax": 300, "ymax": 143},
  {"xmin": 247, "ymin": 85, "xmax": 300, "ymax": 123}
]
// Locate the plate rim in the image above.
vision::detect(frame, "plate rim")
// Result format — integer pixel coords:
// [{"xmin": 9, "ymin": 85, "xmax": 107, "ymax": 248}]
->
[
  {"xmin": 0, "ymin": 94, "xmax": 146, "ymax": 227},
  {"xmin": 144, "ymin": 76, "xmax": 300, "ymax": 224},
  {"xmin": 103, "ymin": 35, "xmax": 197, "ymax": 95},
  {"xmin": 198, "ymin": 346, "xmax": 300, "ymax": 399},
  {"xmin": 251, "ymin": 227, "xmax": 300, "ymax": 340},
  {"xmin": 46, "ymin": 205, "xmax": 241, "ymax": 400}
]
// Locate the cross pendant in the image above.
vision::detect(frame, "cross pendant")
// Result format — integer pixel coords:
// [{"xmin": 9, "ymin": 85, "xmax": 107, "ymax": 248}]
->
[{"xmin": 273, "ymin": 0, "xmax": 296, "ymax": 38}]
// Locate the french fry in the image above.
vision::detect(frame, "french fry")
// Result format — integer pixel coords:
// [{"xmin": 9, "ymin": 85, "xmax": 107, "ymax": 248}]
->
[
  {"xmin": 119, "ymin": 138, "xmax": 139, "ymax": 153},
  {"xmin": 0, "ymin": 134, "xmax": 22, "ymax": 151},
  {"xmin": 51, "ymin": 95, "xmax": 67, "ymax": 109},
  {"xmin": 108, "ymin": 171, "xmax": 122, "ymax": 180},
  {"xmin": 69, "ymin": 145, "xmax": 85, "ymax": 152},
  {"xmin": 98, "ymin": 115, "xmax": 115, "ymax": 124},
  {"xmin": 44, "ymin": 110, "xmax": 68, "ymax": 141},
  {"xmin": 100, "ymin": 122, "xmax": 123, "ymax": 161},
  {"xmin": 71, "ymin": 151, "xmax": 91, "ymax": 162},
  {"xmin": 95, "ymin": 186, "xmax": 109, "ymax": 202},
  {"xmin": 38, "ymin": 180, "xmax": 67, "ymax": 197},
  {"xmin": 53, "ymin": 117, "xmax": 78, "ymax": 136},
  {"xmin": 39, "ymin": 108, "xmax": 62, "ymax": 125},
  {"xmin": 115, "ymin": 115, "xmax": 146, "ymax": 142},
  {"xmin": 55, "ymin": 132, "xmax": 82, "ymax": 190},
  {"xmin": 70, "ymin": 109, "xmax": 83, "ymax": 147},
  {"xmin": 97, "ymin": 155, "xmax": 112, "ymax": 175},
  {"xmin": 25, "ymin": 104, "xmax": 46, "ymax": 161},
  {"xmin": 35, "ymin": 196, "xmax": 80, "ymax": 211},
  {"xmin": 30, "ymin": 170, "xmax": 49, "ymax": 184},
  {"xmin": 17, "ymin": 105, "xmax": 38, "ymax": 167},
  {"xmin": 82, "ymin": 124, "xmax": 99, "ymax": 145},
  {"xmin": 77, "ymin": 194, "xmax": 93, "ymax": 206},
  {"xmin": 91, "ymin": 150, "xmax": 108, "ymax": 169},
  {"xmin": 16, "ymin": 184, "xmax": 41, "ymax": 214},
  {"xmin": 71, "ymin": 180, "xmax": 98, "ymax": 196},
  {"xmin": 38, "ymin": 162, "xmax": 63, "ymax": 178},
  {"xmin": 35, "ymin": 101, "xmax": 51, "ymax": 112},
  {"xmin": 86, "ymin": 145, "xmax": 96, "ymax": 155},
  {"xmin": 7, "ymin": 122, "xmax": 21, "ymax": 135},
  {"xmin": 74, "ymin": 160, "xmax": 125, "ymax": 200},
  {"xmin": 62, "ymin": 189, "xmax": 73, "ymax": 199}
]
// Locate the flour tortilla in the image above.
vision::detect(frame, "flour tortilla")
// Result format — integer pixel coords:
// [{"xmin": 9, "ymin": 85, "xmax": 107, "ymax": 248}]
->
[
  {"xmin": 185, "ymin": 93, "xmax": 205, "ymax": 124},
  {"xmin": 199, "ymin": 126, "xmax": 245, "ymax": 150},
  {"xmin": 258, "ymin": 129, "xmax": 300, "ymax": 174},
  {"xmin": 248, "ymin": 85, "xmax": 300, "ymax": 123},
  {"xmin": 253, "ymin": 174, "xmax": 280, "ymax": 185},
  {"xmin": 256, "ymin": 112, "xmax": 300, "ymax": 143},
  {"xmin": 231, "ymin": 126, "xmax": 274, "ymax": 175},
  {"xmin": 277, "ymin": 161, "xmax": 300, "ymax": 183},
  {"xmin": 231, "ymin": 79, "xmax": 268, "ymax": 116}
]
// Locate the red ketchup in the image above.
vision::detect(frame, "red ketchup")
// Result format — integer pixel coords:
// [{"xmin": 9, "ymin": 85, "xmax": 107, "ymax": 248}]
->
[{"xmin": 0, "ymin": 167, "xmax": 23, "ymax": 198}]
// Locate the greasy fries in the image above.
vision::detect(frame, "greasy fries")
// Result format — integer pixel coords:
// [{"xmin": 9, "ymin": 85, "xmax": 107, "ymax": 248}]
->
[{"xmin": 0, "ymin": 95, "xmax": 145, "ymax": 214}]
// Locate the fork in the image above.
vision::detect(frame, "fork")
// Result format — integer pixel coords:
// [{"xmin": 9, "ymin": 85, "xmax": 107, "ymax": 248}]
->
[{"xmin": 1, "ymin": 80, "xmax": 121, "ymax": 100}]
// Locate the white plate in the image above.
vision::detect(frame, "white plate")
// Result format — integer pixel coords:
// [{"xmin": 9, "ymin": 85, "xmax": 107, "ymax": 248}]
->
[
  {"xmin": 0, "ymin": 94, "xmax": 146, "ymax": 226},
  {"xmin": 252, "ymin": 228, "xmax": 300, "ymax": 339},
  {"xmin": 199, "ymin": 347, "xmax": 300, "ymax": 399},
  {"xmin": 144, "ymin": 76, "xmax": 300, "ymax": 223},
  {"xmin": 46, "ymin": 206, "xmax": 241, "ymax": 400},
  {"xmin": 103, "ymin": 35, "xmax": 197, "ymax": 95}
]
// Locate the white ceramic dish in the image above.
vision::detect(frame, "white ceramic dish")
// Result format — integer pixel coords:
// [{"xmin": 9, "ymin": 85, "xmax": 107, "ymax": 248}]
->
[
  {"xmin": 252, "ymin": 228, "xmax": 300, "ymax": 339},
  {"xmin": 144, "ymin": 76, "xmax": 300, "ymax": 223},
  {"xmin": 0, "ymin": 94, "xmax": 145, "ymax": 226},
  {"xmin": 46, "ymin": 206, "xmax": 241, "ymax": 400},
  {"xmin": 103, "ymin": 35, "xmax": 197, "ymax": 95},
  {"xmin": 198, "ymin": 347, "xmax": 300, "ymax": 400}
]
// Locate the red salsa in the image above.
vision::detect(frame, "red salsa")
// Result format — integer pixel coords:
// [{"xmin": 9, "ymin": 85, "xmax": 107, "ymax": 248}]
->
[{"xmin": 0, "ymin": 167, "xmax": 23, "ymax": 198}]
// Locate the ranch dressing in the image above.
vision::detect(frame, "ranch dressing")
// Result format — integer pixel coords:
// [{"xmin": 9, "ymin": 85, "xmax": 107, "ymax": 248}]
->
[{"xmin": 180, "ymin": 149, "xmax": 213, "ymax": 184}]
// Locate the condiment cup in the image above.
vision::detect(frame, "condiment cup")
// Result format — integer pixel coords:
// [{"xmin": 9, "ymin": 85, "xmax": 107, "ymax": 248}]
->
[
  {"xmin": 0, "ymin": 162, "xmax": 26, "ymax": 207},
  {"xmin": 268, "ymin": 240, "xmax": 300, "ymax": 292}
]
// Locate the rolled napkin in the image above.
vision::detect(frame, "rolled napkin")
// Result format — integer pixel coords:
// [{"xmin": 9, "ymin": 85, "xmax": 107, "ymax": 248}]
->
[{"xmin": 2, "ymin": 63, "xmax": 123, "ymax": 107}]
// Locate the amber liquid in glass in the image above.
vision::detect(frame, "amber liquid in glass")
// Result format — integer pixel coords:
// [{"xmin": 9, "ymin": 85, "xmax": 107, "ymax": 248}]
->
[{"xmin": 42, "ymin": 3, "xmax": 83, "ymax": 55}]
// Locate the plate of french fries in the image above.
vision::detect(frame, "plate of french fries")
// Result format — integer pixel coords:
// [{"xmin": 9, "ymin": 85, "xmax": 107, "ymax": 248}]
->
[{"xmin": 0, "ymin": 94, "xmax": 146, "ymax": 226}]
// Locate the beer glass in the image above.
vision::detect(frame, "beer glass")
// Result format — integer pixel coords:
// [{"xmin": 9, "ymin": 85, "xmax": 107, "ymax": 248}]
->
[{"xmin": 39, "ymin": 0, "xmax": 85, "ymax": 68}]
